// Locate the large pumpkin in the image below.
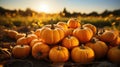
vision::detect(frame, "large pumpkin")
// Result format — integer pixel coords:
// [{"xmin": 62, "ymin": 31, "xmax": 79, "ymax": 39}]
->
[
  {"xmin": 32, "ymin": 42, "xmax": 50, "ymax": 60},
  {"xmin": 40, "ymin": 23, "xmax": 65, "ymax": 45},
  {"xmin": 85, "ymin": 38, "xmax": 108, "ymax": 59},
  {"xmin": 12, "ymin": 45, "xmax": 31, "ymax": 58},
  {"xmin": 107, "ymin": 45, "xmax": 120, "ymax": 63},
  {"xmin": 71, "ymin": 44, "xmax": 95, "ymax": 63},
  {"xmin": 73, "ymin": 27, "xmax": 93, "ymax": 43},
  {"xmin": 83, "ymin": 23, "xmax": 97, "ymax": 35},
  {"xmin": 49, "ymin": 46, "xmax": 69, "ymax": 63},
  {"xmin": 67, "ymin": 18, "xmax": 80, "ymax": 28},
  {"xmin": 62, "ymin": 35, "xmax": 79, "ymax": 49}
]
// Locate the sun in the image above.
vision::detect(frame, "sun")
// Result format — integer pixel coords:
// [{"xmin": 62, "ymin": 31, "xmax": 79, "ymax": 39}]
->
[{"xmin": 39, "ymin": 4, "xmax": 50, "ymax": 13}]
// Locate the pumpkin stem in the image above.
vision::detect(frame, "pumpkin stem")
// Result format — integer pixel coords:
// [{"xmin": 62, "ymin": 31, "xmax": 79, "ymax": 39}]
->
[
  {"xmin": 91, "ymin": 38, "xmax": 96, "ymax": 43},
  {"xmin": 58, "ymin": 46, "xmax": 62, "ymax": 50},
  {"xmin": 80, "ymin": 44, "xmax": 85, "ymax": 49},
  {"xmin": 51, "ymin": 19, "xmax": 55, "ymax": 29},
  {"xmin": 21, "ymin": 45, "xmax": 24, "ymax": 47},
  {"xmin": 67, "ymin": 35, "xmax": 71, "ymax": 39}
]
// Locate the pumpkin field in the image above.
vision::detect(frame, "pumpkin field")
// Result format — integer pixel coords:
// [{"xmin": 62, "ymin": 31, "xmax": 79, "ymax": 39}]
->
[{"xmin": 0, "ymin": 0, "xmax": 120, "ymax": 67}]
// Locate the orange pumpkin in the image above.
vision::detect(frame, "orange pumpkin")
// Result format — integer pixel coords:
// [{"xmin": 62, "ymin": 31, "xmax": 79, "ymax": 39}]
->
[
  {"xmin": 40, "ymin": 23, "xmax": 65, "ymax": 45},
  {"xmin": 26, "ymin": 34, "xmax": 38, "ymax": 44},
  {"xmin": 15, "ymin": 33, "xmax": 26, "ymax": 40},
  {"xmin": 110, "ymin": 36, "xmax": 120, "ymax": 47},
  {"xmin": 65, "ymin": 28, "xmax": 74, "ymax": 36},
  {"xmin": 73, "ymin": 27, "xmax": 93, "ymax": 43},
  {"xmin": 107, "ymin": 45, "xmax": 120, "ymax": 63},
  {"xmin": 85, "ymin": 38, "xmax": 108, "ymax": 59},
  {"xmin": 12, "ymin": 45, "xmax": 31, "ymax": 58},
  {"xmin": 16, "ymin": 36, "xmax": 28, "ymax": 45},
  {"xmin": 32, "ymin": 42, "xmax": 50, "ymax": 59},
  {"xmin": 67, "ymin": 18, "xmax": 80, "ymax": 28},
  {"xmin": 98, "ymin": 30, "xmax": 117, "ymax": 43},
  {"xmin": 62, "ymin": 35, "xmax": 79, "ymax": 49},
  {"xmin": 34, "ymin": 29, "xmax": 41, "ymax": 38},
  {"xmin": 30, "ymin": 38, "xmax": 43, "ymax": 47},
  {"xmin": 71, "ymin": 44, "xmax": 95, "ymax": 63},
  {"xmin": 57, "ymin": 22, "xmax": 68, "ymax": 31},
  {"xmin": 7, "ymin": 30, "xmax": 18, "ymax": 39},
  {"xmin": 49, "ymin": 46, "xmax": 69, "ymax": 63},
  {"xmin": 83, "ymin": 23, "xmax": 97, "ymax": 35}
]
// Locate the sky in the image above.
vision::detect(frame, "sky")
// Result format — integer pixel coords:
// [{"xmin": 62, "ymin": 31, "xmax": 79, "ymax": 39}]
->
[{"xmin": 0, "ymin": 0, "xmax": 120, "ymax": 13}]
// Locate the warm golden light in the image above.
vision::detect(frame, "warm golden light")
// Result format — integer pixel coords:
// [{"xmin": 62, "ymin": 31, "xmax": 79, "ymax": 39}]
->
[{"xmin": 39, "ymin": 3, "xmax": 50, "ymax": 13}]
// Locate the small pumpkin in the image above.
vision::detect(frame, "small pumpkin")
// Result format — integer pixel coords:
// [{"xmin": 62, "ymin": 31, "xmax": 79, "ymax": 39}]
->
[
  {"xmin": 65, "ymin": 28, "xmax": 74, "ymax": 36},
  {"xmin": 26, "ymin": 34, "xmax": 38, "ymax": 44},
  {"xmin": 83, "ymin": 23, "xmax": 97, "ymax": 35},
  {"xmin": 71, "ymin": 44, "xmax": 95, "ymax": 63},
  {"xmin": 30, "ymin": 38, "xmax": 43, "ymax": 47},
  {"xmin": 67, "ymin": 18, "xmax": 80, "ymax": 28},
  {"xmin": 73, "ymin": 27, "xmax": 93, "ymax": 43},
  {"xmin": 107, "ymin": 45, "xmax": 120, "ymax": 63},
  {"xmin": 16, "ymin": 36, "xmax": 28, "ymax": 45},
  {"xmin": 40, "ymin": 22, "xmax": 65, "ymax": 45},
  {"xmin": 57, "ymin": 22, "xmax": 68, "ymax": 31},
  {"xmin": 7, "ymin": 30, "xmax": 18, "ymax": 39},
  {"xmin": 110, "ymin": 36, "xmax": 120, "ymax": 47},
  {"xmin": 15, "ymin": 33, "xmax": 26, "ymax": 40},
  {"xmin": 12, "ymin": 45, "xmax": 31, "ymax": 58},
  {"xmin": 49, "ymin": 46, "xmax": 69, "ymax": 63},
  {"xmin": 98, "ymin": 30, "xmax": 117, "ymax": 43},
  {"xmin": 62, "ymin": 35, "xmax": 79, "ymax": 49},
  {"xmin": 34, "ymin": 29, "xmax": 41, "ymax": 38},
  {"xmin": 85, "ymin": 38, "xmax": 108, "ymax": 59},
  {"xmin": 32, "ymin": 42, "xmax": 50, "ymax": 59}
]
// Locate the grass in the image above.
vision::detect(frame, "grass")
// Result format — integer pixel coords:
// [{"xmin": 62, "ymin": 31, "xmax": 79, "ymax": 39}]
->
[{"xmin": 0, "ymin": 15, "xmax": 120, "ymax": 31}]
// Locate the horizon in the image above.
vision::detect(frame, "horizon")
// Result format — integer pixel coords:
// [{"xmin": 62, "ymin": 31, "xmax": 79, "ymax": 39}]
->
[{"xmin": 0, "ymin": 0, "xmax": 120, "ymax": 14}]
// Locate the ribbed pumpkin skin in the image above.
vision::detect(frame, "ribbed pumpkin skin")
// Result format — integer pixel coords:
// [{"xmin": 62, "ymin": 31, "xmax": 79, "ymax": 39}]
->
[
  {"xmin": 73, "ymin": 27, "xmax": 93, "ymax": 43},
  {"xmin": 107, "ymin": 46, "xmax": 120, "ymax": 63},
  {"xmin": 67, "ymin": 18, "xmax": 80, "ymax": 28},
  {"xmin": 71, "ymin": 45, "xmax": 95, "ymax": 63},
  {"xmin": 32, "ymin": 42, "xmax": 50, "ymax": 60},
  {"xmin": 62, "ymin": 36, "xmax": 79, "ymax": 49},
  {"xmin": 57, "ymin": 22, "xmax": 68, "ymax": 31},
  {"xmin": 86, "ymin": 40, "xmax": 108, "ymax": 59},
  {"xmin": 49, "ymin": 46, "xmax": 69, "ymax": 63},
  {"xmin": 83, "ymin": 23, "xmax": 97, "ymax": 35},
  {"xmin": 40, "ymin": 25, "xmax": 65, "ymax": 45},
  {"xmin": 99, "ymin": 31, "xmax": 117, "ymax": 43},
  {"xmin": 12, "ymin": 45, "xmax": 31, "ymax": 58}
]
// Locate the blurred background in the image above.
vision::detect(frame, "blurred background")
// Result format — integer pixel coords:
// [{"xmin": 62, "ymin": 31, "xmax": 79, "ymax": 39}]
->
[{"xmin": 0, "ymin": 0, "xmax": 120, "ymax": 31}]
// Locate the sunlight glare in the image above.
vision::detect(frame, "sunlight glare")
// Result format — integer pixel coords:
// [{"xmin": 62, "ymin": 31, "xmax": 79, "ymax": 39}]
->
[{"xmin": 39, "ymin": 4, "xmax": 50, "ymax": 13}]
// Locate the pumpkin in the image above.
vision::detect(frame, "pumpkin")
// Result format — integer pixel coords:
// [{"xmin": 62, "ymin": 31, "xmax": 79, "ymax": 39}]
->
[
  {"xmin": 73, "ymin": 27, "xmax": 93, "ymax": 43},
  {"xmin": 26, "ymin": 34, "xmax": 38, "ymax": 44},
  {"xmin": 49, "ymin": 46, "xmax": 69, "ymax": 63},
  {"xmin": 16, "ymin": 33, "xmax": 38, "ymax": 45},
  {"xmin": 98, "ymin": 30, "xmax": 117, "ymax": 43},
  {"xmin": 30, "ymin": 38, "xmax": 43, "ymax": 47},
  {"xmin": 85, "ymin": 38, "xmax": 108, "ymax": 59},
  {"xmin": 107, "ymin": 45, "xmax": 120, "ymax": 63},
  {"xmin": 67, "ymin": 18, "xmax": 80, "ymax": 28},
  {"xmin": 7, "ymin": 30, "xmax": 18, "ymax": 39},
  {"xmin": 12, "ymin": 45, "xmax": 31, "ymax": 58},
  {"xmin": 32, "ymin": 42, "xmax": 50, "ymax": 59},
  {"xmin": 34, "ymin": 29, "xmax": 41, "ymax": 38},
  {"xmin": 57, "ymin": 22, "xmax": 68, "ymax": 31},
  {"xmin": 71, "ymin": 44, "xmax": 95, "ymax": 63},
  {"xmin": 62, "ymin": 35, "xmax": 79, "ymax": 49},
  {"xmin": 40, "ymin": 23, "xmax": 65, "ymax": 45},
  {"xmin": 15, "ymin": 33, "xmax": 26, "ymax": 40},
  {"xmin": 83, "ymin": 23, "xmax": 97, "ymax": 35},
  {"xmin": 110, "ymin": 36, "xmax": 120, "ymax": 47},
  {"xmin": 0, "ymin": 48, "xmax": 11, "ymax": 61},
  {"xmin": 65, "ymin": 28, "xmax": 74, "ymax": 36}
]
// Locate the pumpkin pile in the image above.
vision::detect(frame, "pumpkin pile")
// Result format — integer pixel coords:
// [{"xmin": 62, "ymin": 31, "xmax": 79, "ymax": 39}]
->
[{"xmin": 4, "ymin": 18, "xmax": 120, "ymax": 64}]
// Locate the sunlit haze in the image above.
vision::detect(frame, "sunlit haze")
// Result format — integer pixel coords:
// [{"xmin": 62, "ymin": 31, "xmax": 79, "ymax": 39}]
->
[{"xmin": 0, "ymin": 0, "xmax": 120, "ymax": 13}]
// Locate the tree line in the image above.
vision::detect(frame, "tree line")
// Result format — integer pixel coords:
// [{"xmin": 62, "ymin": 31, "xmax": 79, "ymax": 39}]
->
[{"xmin": 0, "ymin": 6, "xmax": 120, "ymax": 17}]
